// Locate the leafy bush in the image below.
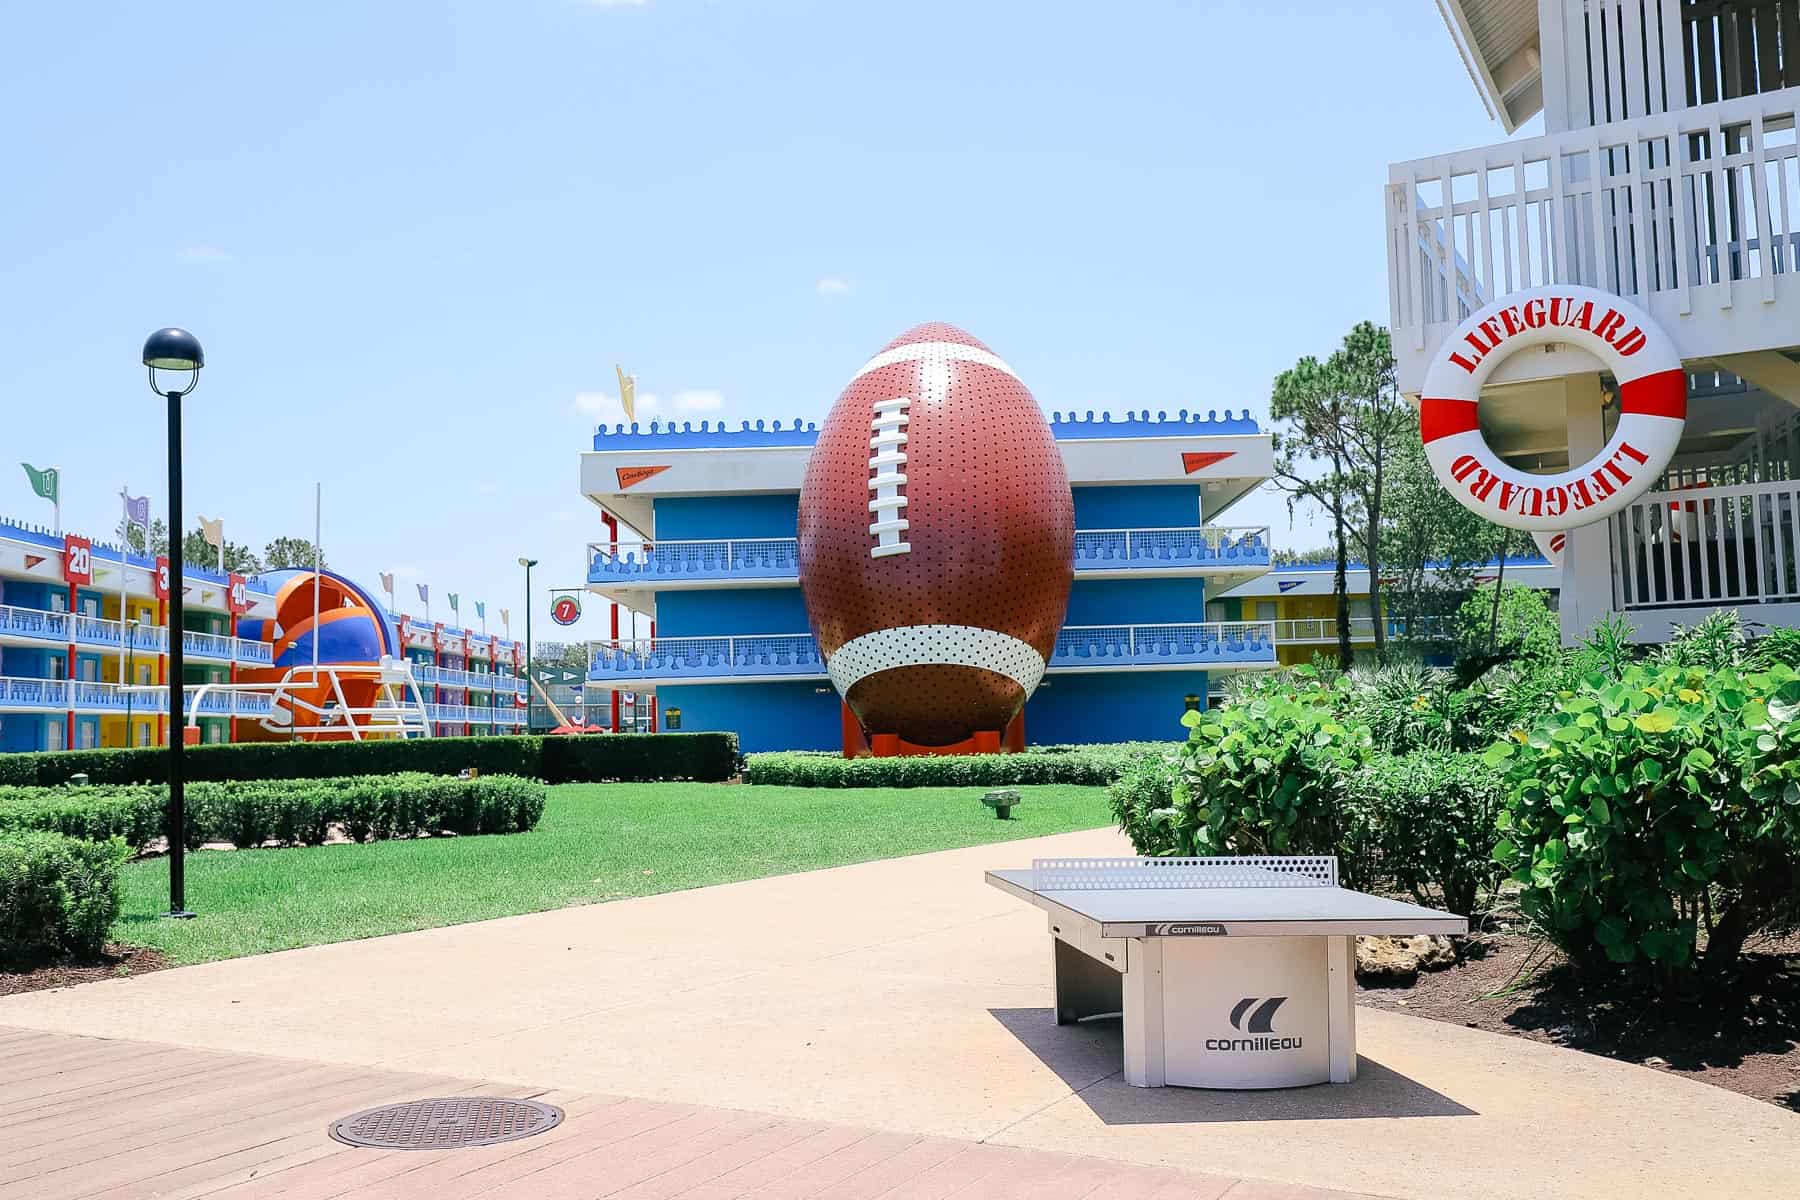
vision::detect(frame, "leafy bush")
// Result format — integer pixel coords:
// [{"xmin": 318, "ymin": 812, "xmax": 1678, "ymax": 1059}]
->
[
  {"xmin": 1158, "ymin": 684, "xmax": 1372, "ymax": 880},
  {"xmin": 0, "ymin": 732, "xmax": 739, "ymax": 787},
  {"xmin": 1348, "ymin": 751, "xmax": 1503, "ymax": 916},
  {"xmin": 1453, "ymin": 582, "xmax": 1560, "ymax": 666},
  {"xmin": 0, "ymin": 831, "xmax": 129, "ymax": 961},
  {"xmin": 1107, "ymin": 750, "xmax": 1183, "ymax": 854},
  {"xmin": 0, "ymin": 774, "xmax": 546, "ymax": 851},
  {"xmin": 744, "ymin": 743, "xmax": 1172, "ymax": 787},
  {"xmin": 1485, "ymin": 660, "xmax": 1800, "ymax": 981}
]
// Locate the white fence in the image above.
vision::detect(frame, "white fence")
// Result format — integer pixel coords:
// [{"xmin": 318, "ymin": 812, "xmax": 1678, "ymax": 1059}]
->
[
  {"xmin": 1613, "ymin": 477, "xmax": 1800, "ymax": 608},
  {"xmin": 1388, "ymin": 86, "xmax": 1800, "ymax": 372}
]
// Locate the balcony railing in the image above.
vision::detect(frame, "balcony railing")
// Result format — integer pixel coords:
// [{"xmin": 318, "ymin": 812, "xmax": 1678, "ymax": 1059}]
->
[
  {"xmin": 587, "ymin": 621, "xmax": 1277, "ymax": 683},
  {"xmin": 1050, "ymin": 622, "xmax": 1275, "ymax": 667},
  {"xmin": 0, "ymin": 603, "xmax": 274, "ymax": 664},
  {"xmin": 1073, "ymin": 527, "xmax": 1268, "ymax": 569},
  {"xmin": 1387, "ymin": 88, "xmax": 1800, "ymax": 383},
  {"xmin": 588, "ymin": 527, "xmax": 1272, "ymax": 585},
  {"xmin": 413, "ymin": 664, "xmax": 522, "ymax": 692},
  {"xmin": 0, "ymin": 677, "xmax": 273, "ymax": 716},
  {"xmin": 1613, "ymin": 477, "xmax": 1800, "ymax": 610},
  {"xmin": 1270, "ymin": 616, "xmax": 1454, "ymax": 644}
]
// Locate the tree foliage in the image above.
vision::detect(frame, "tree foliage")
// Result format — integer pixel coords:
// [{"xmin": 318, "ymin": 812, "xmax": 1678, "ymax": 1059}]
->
[{"xmin": 1269, "ymin": 323, "xmax": 1410, "ymax": 666}]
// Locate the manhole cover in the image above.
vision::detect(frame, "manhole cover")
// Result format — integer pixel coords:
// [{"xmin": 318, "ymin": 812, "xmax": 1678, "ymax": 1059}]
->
[{"xmin": 329, "ymin": 1097, "xmax": 564, "ymax": 1150}]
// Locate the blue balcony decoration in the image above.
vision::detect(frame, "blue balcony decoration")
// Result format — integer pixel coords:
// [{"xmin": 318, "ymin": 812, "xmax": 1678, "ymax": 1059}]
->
[
  {"xmin": 592, "ymin": 418, "xmax": 823, "ymax": 451},
  {"xmin": 585, "ymin": 623, "xmax": 1275, "ymax": 685},
  {"xmin": 1048, "ymin": 409, "xmax": 1261, "ymax": 438},
  {"xmin": 590, "ymin": 528, "xmax": 1269, "ymax": 586}
]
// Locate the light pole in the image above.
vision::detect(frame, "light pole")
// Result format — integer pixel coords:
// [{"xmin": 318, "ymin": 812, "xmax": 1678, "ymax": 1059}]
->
[
  {"xmin": 125, "ymin": 619, "xmax": 137, "ymax": 740},
  {"xmin": 143, "ymin": 327, "xmax": 202, "ymax": 920},
  {"xmin": 518, "ymin": 557, "xmax": 537, "ymax": 733}
]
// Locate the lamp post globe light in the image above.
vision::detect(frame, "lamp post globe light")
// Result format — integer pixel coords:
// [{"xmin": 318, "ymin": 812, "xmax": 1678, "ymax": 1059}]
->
[
  {"xmin": 143, "ymin": 328, "xmax": 202, "ymax": 920},
  {"xmin": 518, "ymin": 557, "xmax": 537, "ymax": 732}
]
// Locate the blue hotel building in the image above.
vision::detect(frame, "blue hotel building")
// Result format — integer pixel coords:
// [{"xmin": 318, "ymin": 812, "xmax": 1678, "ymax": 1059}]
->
[{"xmin": 581, "ymin": 410, "xmax": 1277, "ymax": 753}]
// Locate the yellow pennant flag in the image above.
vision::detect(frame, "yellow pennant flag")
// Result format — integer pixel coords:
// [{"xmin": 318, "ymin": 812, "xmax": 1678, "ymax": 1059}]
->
[
  {"xmin": 198, "ymin": 515, "xmax": 223, "ymax": 548},
  {"xmin": 616, "ymin": 364, "xmax": 636, "ymax": 424}
]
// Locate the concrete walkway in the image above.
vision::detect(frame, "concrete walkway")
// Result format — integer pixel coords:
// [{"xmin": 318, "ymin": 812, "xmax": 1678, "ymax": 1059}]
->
[{"xmin": 4, "ymin": 827, "xmax": 1797, "ymax": 1198}]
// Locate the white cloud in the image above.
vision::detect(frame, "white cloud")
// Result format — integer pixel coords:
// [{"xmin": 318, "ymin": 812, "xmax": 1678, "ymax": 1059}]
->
[
  {"xmin": 178, "ymin": 246, "xmax": 231, "ymax": 263},
  {"xmin": 671, "ymin": 389, "xmax": 724, "ymax": 412},
  {"xmin": 816, "ymin": 277, "xmax": 849, "ymax": 296}
]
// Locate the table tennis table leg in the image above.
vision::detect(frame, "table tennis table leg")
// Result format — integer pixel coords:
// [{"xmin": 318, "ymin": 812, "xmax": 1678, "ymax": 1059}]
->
[
  {"xmin": 1052, "ymin": 936, "xmax": 1122, "ymax": 1025},
  {"xmin": 1327, "ymin": 934, "xmax": 1357, "ymax": 1083},
  {"xmin": 1121, "ymin": 937, "xmax": 1165, "ymax": 1087}
]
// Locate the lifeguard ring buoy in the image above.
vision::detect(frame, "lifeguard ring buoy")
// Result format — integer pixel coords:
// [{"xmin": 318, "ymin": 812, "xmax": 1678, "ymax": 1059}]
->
[
  {"xmin": 1532, "ymin": 530, "xmax": 1565, "ymax": 566},
  {"xmin": 1420, "ymin": 285, "xmax": 1685, "ymax": 531}
]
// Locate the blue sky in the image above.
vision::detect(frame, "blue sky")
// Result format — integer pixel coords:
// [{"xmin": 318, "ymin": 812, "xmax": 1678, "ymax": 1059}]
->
[{"xmin": 0, "ymin": 0, "xmax": 1527, "ymax": 643}]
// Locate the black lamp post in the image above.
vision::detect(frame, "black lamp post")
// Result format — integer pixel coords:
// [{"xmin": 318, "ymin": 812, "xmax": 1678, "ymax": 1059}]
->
[
  {"xmin": 518, "ymin": 557, "xmax": 536, "ymax": 732},
  {"xmin": 143, "ymin": 327, "xmax": 202, "ymax": 920}
]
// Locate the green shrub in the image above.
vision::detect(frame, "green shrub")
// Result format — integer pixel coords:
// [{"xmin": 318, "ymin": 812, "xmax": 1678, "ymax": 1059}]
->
[
  {"xmin": 0, "ymin": 784, "xmax": 164, "ymax": 848},
  {"xmin": 0, "ymin": 732, "xmax": 739, "ymax": 787},
  {"xmin": 1348, "ymin": 751, "xmax": 1503, "ymax": 916},
  {"xmin": 1160, "ymin": 684, "xmax": 1372, "ymax": 879},
  {"xmin": 0, "ymin": 831, "xmax": 129, "ymax": 961},
  {"xmin": 1453, "ymin": 582, "xmax": 1560, "ymax": 666},
  {"xmin": 1107, "ymin": 751, "xmax": 1183, "ymax": 855},
  {"xmin": 1485, "ymin": 660, "xmax": 1800, "ymax": 981},
  {"xmin": 0, "ymin": 774, "xmax": 547, "ymax": 851},
  {"xmin": 744, "ymin": 743, "xmax": 1172, "ymax": 788}
]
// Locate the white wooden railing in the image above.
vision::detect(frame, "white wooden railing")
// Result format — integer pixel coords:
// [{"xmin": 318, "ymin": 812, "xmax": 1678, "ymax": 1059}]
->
[
  {"xmin": 1388, "ymin": 86, "xmax": 1800, "ymax": 381},
  {"xmin": 1614, "ymin": 477, "xmax": 1800, "ymax": 609}
]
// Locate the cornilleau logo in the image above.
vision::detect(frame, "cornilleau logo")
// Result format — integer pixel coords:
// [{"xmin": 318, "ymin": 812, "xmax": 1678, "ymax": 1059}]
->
[
  {"xmin": 1149, "ymin": 922, "xmax": 1226, "ymax": 936},
  {"xmin": 1206, "ymin": 997, "xmax": 1303, "ymax": 1053}
]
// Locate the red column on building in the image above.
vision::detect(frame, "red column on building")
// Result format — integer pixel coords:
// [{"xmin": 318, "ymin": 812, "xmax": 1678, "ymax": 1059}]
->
[
  {"xmin": 647, "ymin": 619, "xmax": 656, "ymax": 733},
  {"xmin": 432, "ymin": 623, "xmax": 445, "ymax": 734},
  {"xmin": 61, "ymin": 536, "xmax": 92, "ymax": 748},
  {"xmin": 225, "ymin": 573, "xmax": 247, "ymax": 744},
  {"xmin": 154, "ymin": 555, "xmax": 170, "ymax": 746}
]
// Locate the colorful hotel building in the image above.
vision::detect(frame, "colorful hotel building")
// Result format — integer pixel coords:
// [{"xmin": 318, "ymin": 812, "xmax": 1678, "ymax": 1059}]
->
[
  {"xmin": 0, "ymin": 517, "xmax": 527, "ymax": 752},
  {"xmin": 580, "ymin": 410, "xmax": 1278, "ymax": 752}
]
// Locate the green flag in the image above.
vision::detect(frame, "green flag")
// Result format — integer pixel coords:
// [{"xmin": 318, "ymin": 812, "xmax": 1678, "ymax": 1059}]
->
[
  {"xmin": 447, "ymin": 592, "xmax": 459, "ymax": 613},
  {"xmin": 21, "ymin": 463, "xmax": 57, "ymax": 503}
]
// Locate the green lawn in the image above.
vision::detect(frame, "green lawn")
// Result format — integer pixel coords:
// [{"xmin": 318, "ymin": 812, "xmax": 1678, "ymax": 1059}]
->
[{"xmin": 118, "ymin": 782, "xmax": 1114, "ymax": 965}]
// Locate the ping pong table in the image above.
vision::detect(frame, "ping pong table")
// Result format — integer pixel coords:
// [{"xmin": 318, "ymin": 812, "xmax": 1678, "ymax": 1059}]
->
[{"xmin": 986, "ymin": 856, "xmax": 1466, "ymax": 1089}]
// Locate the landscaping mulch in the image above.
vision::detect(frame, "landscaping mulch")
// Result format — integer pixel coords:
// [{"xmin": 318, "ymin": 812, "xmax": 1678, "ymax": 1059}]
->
[
  {"xmin": 1359, "ymin": 926, "xmax": 1800, "ymax": 1110},
  {"xmin": 0, "ymin": 943, "xmax": 171, "ymax": 997}
]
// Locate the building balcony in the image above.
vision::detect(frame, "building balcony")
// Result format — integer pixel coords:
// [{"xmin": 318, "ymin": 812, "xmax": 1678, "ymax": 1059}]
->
[
  {"xmin": 413, "ymin": 664, "xmax": 525, "ymax": 693},
  {"xmin": 427, "ymin": 703, "xmax": 525, "ymax": 727},
  {"xmin": 0, "ymin": 677, "xmax": 274, "ymax": 716},
  {"xmin": 1612, "ymin": 476, "xmax": 1800, "ymax": 612},
  {"xmin": 586, "ymin": 621, "xmax": 1276, "ymax": 686},
  {"xmin": 0, "ymin": 604, "xmax": 273, "ymax": 665},
  {"xmin": 1386, "ymin": 86, "xmax": 1800, "ymax": 395},
  {"xmin": 586, "ymin": 526, "xmax": 1272, "ymax": 594},
  {"xmin": 1271, "ymin": 616, "xmax": 1454, "ymax": 644}
]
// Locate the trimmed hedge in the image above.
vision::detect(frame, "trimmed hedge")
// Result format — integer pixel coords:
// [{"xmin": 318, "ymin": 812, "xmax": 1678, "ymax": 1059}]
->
[
  {"xmin": 0, "ymin": 774, "xmax": 546, "ymax": 852},
  {"xmin": 744, "ymin": 743, "xmax": 1175, "ymax": 788},
  {"xmin": 0, "ymin": 831, "xmax": 129, "ymax": 961},
  {"xmin": 0, "ymin": 732, "xmax": 739, "ymax": 787}
]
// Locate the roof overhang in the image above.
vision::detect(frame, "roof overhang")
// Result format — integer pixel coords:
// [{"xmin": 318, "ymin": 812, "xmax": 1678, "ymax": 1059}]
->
[{"xmin": 1438, "ymin": 0, "xmax": 1544, "ymax": 133}]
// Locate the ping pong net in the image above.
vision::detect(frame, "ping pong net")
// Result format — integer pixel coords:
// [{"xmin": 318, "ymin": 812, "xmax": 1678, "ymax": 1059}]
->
[{"xmin": 1030, "ymin": 856, "xmax": 1338, "ymax": 891}]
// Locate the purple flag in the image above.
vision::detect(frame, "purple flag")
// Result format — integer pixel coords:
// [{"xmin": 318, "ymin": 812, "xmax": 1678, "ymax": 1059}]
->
[
  {"xmin": 416, "ymin": 583, "xmax": 429, "ymax": 603},
  {"xmin": 123, "ymin": 492, "xmax": 150, "ymax": 529}
]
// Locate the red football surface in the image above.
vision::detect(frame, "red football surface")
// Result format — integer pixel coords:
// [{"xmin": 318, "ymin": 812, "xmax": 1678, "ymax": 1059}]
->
[{"xmin": 798, "ymin": 322, "xmax": 1074, "ymax": 746}]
